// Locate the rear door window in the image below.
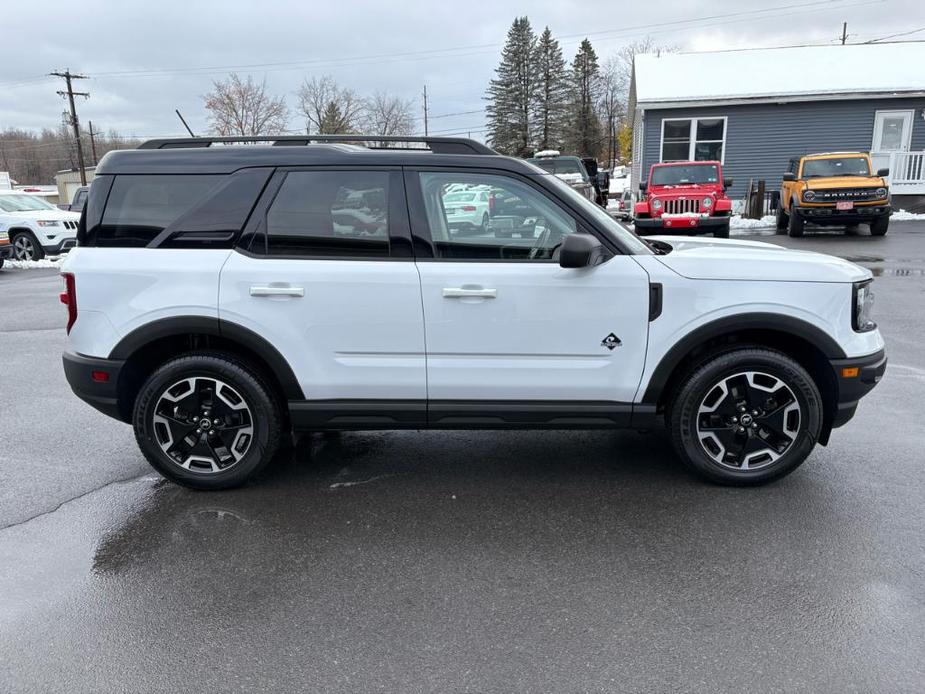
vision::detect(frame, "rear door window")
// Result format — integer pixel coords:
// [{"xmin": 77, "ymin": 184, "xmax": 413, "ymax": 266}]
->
[{"xmin": 261, "ymin": 170, "xmax": 391, "ymax": 258}]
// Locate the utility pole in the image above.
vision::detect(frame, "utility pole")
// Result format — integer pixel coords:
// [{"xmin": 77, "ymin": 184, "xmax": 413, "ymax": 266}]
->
[
  {"xmin": 422, "ymin": 84, "xmax": 429, "ymax": 136},
  {"xmin": 50, "ymin": 69, "xmax": 89, "ymax": 186},
  {"xmin": 840, "ymin": 22, "xmax": 849, "ymax": 45},
  {"xmin": 87, "ymin": 120, "xmax": 98, "ymax": 166}
]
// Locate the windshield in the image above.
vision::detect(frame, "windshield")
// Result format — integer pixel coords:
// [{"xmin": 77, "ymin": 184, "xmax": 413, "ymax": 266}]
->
[
  {"xmin": 539, "ymin": 174, "xmax": 651, "ymax": 255},
  {"xmin": 650, "ymin": 165, "xmax": 720, "ymax": 186},
  {"xmin": 802, "ymin": 157, "xmax": 871, "ymax": 178},
  {"xmin": 444, "ymin": 193, "xmax": 476, "ymax": 203},
  {"xmin": 527, "ymin": 157, "xmax": 588, "ymax": 179},
  {"xmin": 0, "ymin": 194, "xmax": 57, "ymax": 212}
]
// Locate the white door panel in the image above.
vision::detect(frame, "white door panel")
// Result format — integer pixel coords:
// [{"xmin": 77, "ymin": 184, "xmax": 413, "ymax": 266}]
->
[
  {"xmin": 219, "ymin": 252, "xmax": 426, "ymax": 400},
  {"xmin": 417, "ymin": 257, "xmax": 651, "ymax": 402}
]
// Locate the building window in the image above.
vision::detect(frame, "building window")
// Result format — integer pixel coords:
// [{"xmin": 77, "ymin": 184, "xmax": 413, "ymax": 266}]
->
[{"xmin": 660, "ymin": 117, "xmax": 726, "ymax": 162}]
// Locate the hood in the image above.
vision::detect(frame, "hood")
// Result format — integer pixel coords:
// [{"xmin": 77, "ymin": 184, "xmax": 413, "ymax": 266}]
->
[
  {"xmin": 1, "ymin": 208, "xmax": 80, "ymax": 222},
  {"xmin": 805, "ymin": 176, "xmax": 884, "ymax": 189},
  {"xmin": 647, "ymin": 235, "xmax": 870, "ymax": 283}
]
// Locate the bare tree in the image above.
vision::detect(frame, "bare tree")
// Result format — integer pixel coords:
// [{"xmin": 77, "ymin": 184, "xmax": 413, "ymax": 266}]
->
[
  {"xmin": 597, "ymin": 56, "xmax": 625, "ymax": 167},
  {"xmin": 362, "ymin": 92, "xmax": 415, "ymax": 136},
  {"xmin": 296, "ymin": 76, "xmax": 365, "ymax": 134},
  {"xmin": 203, "ymin": 73, "xmax": 289, "ymax": 136}
]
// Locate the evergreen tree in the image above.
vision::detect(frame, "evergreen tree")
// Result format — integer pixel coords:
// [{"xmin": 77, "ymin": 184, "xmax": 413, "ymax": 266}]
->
[
  {"xmin": 531, "ymin": 27, "xmax": 570, "ymax": 151},
  {"xmin": 568, "ymin": 39, "xmax": 603, "ymax": 157},
  {"xmin": 485, "ymin": 17, "xmax": 537, "ymax": 156}
]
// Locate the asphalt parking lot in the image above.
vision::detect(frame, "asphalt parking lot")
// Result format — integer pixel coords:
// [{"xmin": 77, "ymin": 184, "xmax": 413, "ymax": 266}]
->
[{"xmin": 1, "ymin": 223, "xmax": 923, "ymax": 693}]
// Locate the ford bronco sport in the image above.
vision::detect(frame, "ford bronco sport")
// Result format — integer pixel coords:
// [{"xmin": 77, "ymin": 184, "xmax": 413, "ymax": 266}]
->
[
  {"xmin": 778, "ymin": 152, "xmax": 891, "ymax": 237},
  {"xmin": 634, "ymin": 161, "xmax": 733, "ymax": 238},
  {"xmin": 61, "ymin": 136, "xmax": 886, "ymax": 490}
]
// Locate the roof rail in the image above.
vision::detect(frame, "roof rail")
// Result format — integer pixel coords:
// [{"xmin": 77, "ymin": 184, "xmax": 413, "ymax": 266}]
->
[{"xmin": 137, "ymin": 135, "xmax": 496, "ymax": 155}]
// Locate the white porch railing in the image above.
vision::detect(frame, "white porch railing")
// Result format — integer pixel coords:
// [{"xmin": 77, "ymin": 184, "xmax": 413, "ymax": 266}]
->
[{"xmin": 875, "ymin": 151, "xmax": 925, "ymax": 196}]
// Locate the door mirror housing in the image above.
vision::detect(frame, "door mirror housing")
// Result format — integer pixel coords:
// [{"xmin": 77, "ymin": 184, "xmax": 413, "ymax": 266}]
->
[
  {"xmin": 782, "ymin": 172, "xmax": 797, "ymax": 182},
  {"xmin": 639, "ymin": 180, "xmax": 648, "ymax": 192},
  {"xmin": 877, "ymin": 168, "xmax": 890, "ymax": 177},
  {"xmin": 559, "ymin": 233, "xmax": 604, "ymax": 269}
]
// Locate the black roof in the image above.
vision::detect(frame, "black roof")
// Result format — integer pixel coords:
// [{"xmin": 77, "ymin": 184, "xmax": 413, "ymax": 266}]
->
[{"xmin": 97, "ymin": 135, "xmax": 541, "ymax": 176}]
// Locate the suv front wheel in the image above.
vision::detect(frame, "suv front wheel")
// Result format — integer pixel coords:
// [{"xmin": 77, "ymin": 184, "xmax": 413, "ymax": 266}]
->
[
  {"xmin": 668, "ymin": 348, "xmax": 823, "ymax": 486},
  {"xmin": 133, "ymin": 352, "xmax": 282, "ymax": 490}
]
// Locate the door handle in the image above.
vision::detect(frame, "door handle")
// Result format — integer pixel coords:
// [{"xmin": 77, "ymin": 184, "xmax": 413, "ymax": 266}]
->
[
  {"xmin": 250, "ymin": 285, "xmax": 304, "ymax": 297},
  {"xmin": 442, "ymin": 287, "xmax": 497, "ymax": 298}
]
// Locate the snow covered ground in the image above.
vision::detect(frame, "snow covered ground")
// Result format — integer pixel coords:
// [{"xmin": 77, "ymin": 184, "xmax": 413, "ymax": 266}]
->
[{"xmin": 1, "ymin": 257, "xmax": 65, "ymax": 270}]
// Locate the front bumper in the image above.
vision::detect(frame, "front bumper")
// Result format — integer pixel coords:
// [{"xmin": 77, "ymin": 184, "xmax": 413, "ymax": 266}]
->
[
  {"xmin": 634, "ymin": 215, "xmax": 729, "ymax": 235},
  {"xmin": 829, "ymin": 349, "xmax": 887, "ymax": 428},
  {"xmin": 63, "ymin": 351, "xmax": 127, "ymax": 422},
  {"xmin": 796, "ymin": 204, "xmax": 891, "ymax": 225},
  {"xmin": 42, "ymin": 237, "xmax": 78, "ymax": 255}
]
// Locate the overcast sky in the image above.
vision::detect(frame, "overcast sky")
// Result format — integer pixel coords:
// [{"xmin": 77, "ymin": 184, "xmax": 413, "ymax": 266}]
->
[{"xmin": 1, "ymin": 0, "xmax": 921, "ymax": 142}]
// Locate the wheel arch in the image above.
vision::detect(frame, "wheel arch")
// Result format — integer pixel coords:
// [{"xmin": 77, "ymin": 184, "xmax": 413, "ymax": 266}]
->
[
  {"xmin": 643, "ymin": 313, "xmax": 843, "ymax": 444},
  {"xmin": 109, "ymin": 316, "xmax": 303, "ymax": 422}
]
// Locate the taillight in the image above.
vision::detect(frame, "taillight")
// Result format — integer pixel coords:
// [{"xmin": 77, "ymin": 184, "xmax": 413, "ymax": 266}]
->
[
  {"xmin": 461, "ymin": 205, "xmax": 477, "ymax": 212},
  {"xmin": 60, "ymin": 272, "xmax": 77, "ymax": 334},
  {"xmin": 488, "ymin": 195, "xmax": 495, "ymax": 213}
]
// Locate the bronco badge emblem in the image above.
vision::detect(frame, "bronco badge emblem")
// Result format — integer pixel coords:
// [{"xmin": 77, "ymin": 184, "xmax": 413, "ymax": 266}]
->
[{"xmin": 601, "ymin": 333, "xmax": 622, "ymax": 350}]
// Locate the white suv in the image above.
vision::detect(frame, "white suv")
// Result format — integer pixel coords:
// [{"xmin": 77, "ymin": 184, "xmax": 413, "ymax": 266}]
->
[
  {"xmin": 60, "ymin": 136, "xmax": 886, "ymax": 490},
  {"xmin": 0, "ymin": 191, "xmax": 80, "ymax": 260}
]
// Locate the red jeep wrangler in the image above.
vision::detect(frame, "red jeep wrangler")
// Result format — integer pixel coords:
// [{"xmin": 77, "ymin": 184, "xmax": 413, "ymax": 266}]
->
[{"xmin": 634, "ymin": 161, "xmax": 733, "ymax": 238}]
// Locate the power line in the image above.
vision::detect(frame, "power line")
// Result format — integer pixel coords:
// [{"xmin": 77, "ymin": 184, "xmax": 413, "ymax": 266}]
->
[{"xmin": 864, "ymin": 26, "xmax": 925, "ymax": 43}]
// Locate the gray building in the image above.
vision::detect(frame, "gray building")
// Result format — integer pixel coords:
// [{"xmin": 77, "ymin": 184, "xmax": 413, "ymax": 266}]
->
[{"xmin": 629, "ymin": 42, "xmax": 925, "ymax": 209}]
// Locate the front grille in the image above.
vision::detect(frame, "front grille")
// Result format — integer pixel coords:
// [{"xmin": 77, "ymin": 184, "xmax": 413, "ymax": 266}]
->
[
  {"xmin": 808, "ymin": 188, "xmax": 885, "ymax": 202},
  {"xmin": 62, "ymin": 220, "xmax": 78, "ymax": 230},
  {"xmin": 663, "ymin": 198, "xmax": 701, "ymax": 215}
]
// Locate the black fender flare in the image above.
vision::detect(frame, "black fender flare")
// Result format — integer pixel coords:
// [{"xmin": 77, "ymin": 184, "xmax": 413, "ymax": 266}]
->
[
  {"xmin": 641, "ymin": 312, "xmax": 846, "ymax": 404},
  {"xmin": 109, "ymin": 315, "xmax": 303, "ymax": 399}
]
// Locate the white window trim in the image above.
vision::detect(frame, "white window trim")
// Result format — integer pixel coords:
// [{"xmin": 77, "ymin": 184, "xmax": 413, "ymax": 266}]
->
[{"xmin": 659, "ymin": 116, "xmax": 727, "ymax": 163}]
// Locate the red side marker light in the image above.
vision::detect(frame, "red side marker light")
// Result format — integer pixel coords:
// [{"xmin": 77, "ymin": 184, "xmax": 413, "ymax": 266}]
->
[{"xmin": 91, "ymin": 371, "xmax": 110, "ymax": 383}]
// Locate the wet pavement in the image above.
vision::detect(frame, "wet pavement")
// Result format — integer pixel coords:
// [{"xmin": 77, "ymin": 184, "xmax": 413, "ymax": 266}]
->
[{"xmin": 1, "ymin": 223, "xmax": 924, "ymax": 693}]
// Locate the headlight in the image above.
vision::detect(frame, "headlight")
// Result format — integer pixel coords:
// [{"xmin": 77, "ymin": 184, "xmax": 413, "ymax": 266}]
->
[
  {"xmin": 36, "ymin": 220, "xmax": 61, "ymax": 227},
  {"xmin": 853, "ymin": 280, "xmax": 876, "ymax": 332},
  {"xmin": 803, "ymin": 190, "xmax": 816, "ymax": 202},
  {"xmin": 651, "ymin": 198, "xmax": 662, "ymax": 211},
  {"xmin": 875, "ymin": 187, "xmax": 887, "ymax": 198},
  {"xmin": 702, "ymin": 197, "xmax": 713, "ymax": 208}
]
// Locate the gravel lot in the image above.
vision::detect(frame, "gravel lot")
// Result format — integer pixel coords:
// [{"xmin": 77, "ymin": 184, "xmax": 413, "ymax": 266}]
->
[{"xmin": 1, "ymin": 223, "xmax": 923, "ymax": 693}]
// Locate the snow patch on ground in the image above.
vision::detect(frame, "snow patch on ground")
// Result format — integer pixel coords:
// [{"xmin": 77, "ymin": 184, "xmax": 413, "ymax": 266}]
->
[
  {"xmin": 2, "ymin": 257, "xmax": 65, "ymax": 270},
  {"xmin": 892, "ymin": 209, "xmax": 925, "ymax": 221},
  {"xmin": 730, "ymin": 215, "xmax": 776, "ymax": 230}
]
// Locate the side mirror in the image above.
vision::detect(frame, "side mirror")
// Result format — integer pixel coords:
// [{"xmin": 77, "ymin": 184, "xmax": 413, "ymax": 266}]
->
[
  {"xmin": 559, "ymin": 234, "xmax": 603, "ymax": 269},
  {"xmin": 782, "ymin": 172, "xmax": 797, "ymax": 182},
  {"xmin": 639, "ymin": 181, "xmax": 648, "ymax": 192},
  {"xmin": 877, "ymin": 168, "xmax": 890, "ymax": 177},
  {"xmin": 723, "ymin": 178, "xmax": 733, "ymax": 189}
]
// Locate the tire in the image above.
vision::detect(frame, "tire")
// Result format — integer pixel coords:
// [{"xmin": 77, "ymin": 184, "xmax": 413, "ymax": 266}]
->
[
  {"xmin": 787, "ymin": 206, "xmax": 805, "ymax": 238},
  {"xmin": 713, "ymin": 220, "xmax": 730, "ymax": 238},
  {"xmin": 133, "ymin": 352, "xmax": 282, "ymax": 490},
  {"xmin": 0, "ymin": 258, "xmax": 4, "ymax": 269},
  {"xmin": 481, "ymin": 213, "xmax": 489, "ymax": 233},
  {"xmin": 668, "ymin": 347, "xmax": 823, "ymax": 486},
  {"xmin": 11, "ymin": 231, "xmax": 45, "ymax": 261},
  {"xmin": 870, "ymin": 216, "xmax": 889, "ymax": 236},
  {"xmin": 775, "ymin": 206, "xmax": 789, "ymax": 233}
]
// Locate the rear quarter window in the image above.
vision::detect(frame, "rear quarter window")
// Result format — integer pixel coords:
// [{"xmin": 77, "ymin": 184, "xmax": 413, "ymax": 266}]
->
[{"xmin": 92, "ymin": 174, "xmax": 223, "ymax": 247}]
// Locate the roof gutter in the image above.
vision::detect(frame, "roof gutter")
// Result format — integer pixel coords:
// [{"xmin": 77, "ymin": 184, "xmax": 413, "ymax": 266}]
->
[{"xmin": 637, "ymin": 90, "xmax": 925, "ymax": 110}]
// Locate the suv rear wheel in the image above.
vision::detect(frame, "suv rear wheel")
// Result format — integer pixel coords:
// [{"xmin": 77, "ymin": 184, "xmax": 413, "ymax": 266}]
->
[
  {"xmin": 668, "ymin": 348, "xmax": 822, "ymax": 486},
  {"xmin": 133, "ymin": 352, "xmax": 282, "ymax": 490}
]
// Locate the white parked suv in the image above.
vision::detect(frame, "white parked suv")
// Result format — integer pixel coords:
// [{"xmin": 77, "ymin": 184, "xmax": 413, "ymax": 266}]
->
[
  {"xmin": 61, "ymin": 136, "xmax": 886, "ymax": 490},
  {"xmin": 0, "ymin": 190, "xmax": 80, "ymax": 260}
]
